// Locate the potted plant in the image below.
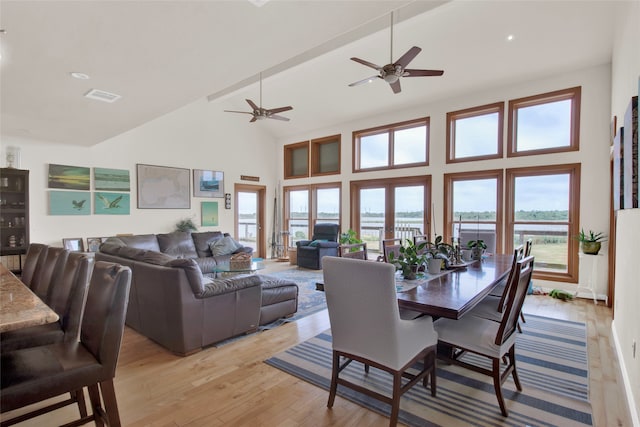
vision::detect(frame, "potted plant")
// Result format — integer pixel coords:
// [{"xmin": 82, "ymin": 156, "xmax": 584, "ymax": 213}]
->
[
  {"xmin": 387, "ymin": 239, "xmax": 428, "ymax": 280},
  {"xmin": 424, "ymin": 235, "xmax": 454, "ymax": 273},
  {"xmin": 175, "ymin": 218, "xmax": 198, "ymax": 232},
  {"xmin": 576, "ymin": 228, "xmax": 606, "ymax": 255},
  {"xmin": 467, "ymin": 239, "xmax": 487, "ymax": 260}
]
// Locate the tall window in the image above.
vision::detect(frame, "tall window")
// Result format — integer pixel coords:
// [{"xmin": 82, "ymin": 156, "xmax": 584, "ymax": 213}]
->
[
  {"xmin": 506, "ymin": 164, "xmax": 581, "ymax": 282},
  {"xmin": 444, "ymin": 170, "xmax": 503, "ymax": 254},
  {"xmin": 353, "ymin": 117, "xmax": 429, "ymax": 172},
  {"xmin": 284, "ymin": 183, "xmax": 341, "ymax": 246},
  {"xmin": 508, "ymin": 86, "xmax": 581, "ymax": 157},
  {"xmin": 446, "ymin": 102, "xmax": 504, "ymax": 163}
]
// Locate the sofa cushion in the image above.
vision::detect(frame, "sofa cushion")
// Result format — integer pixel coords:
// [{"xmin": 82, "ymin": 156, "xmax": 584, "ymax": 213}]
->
[
  {"xmin": 166, "ymin": 258, "xmax": 205, "ymax": 296},
  {"xmin": 117, "ymin": 234, "xmax": 161, "ymax": 252},
  {"xmin": 157, "ymin": 232, "xmax": 198, "ymax": 259},
  {"xmin": 199, "ymin": 274, "xmax": 262, "ymax": 298},
  {"xmin": 192, "ymin": 231, "xmax": 224, "ymax": 258},
  {"xmin": 210, "ymin": 236, "xmax": 242, "ymax": 256}
]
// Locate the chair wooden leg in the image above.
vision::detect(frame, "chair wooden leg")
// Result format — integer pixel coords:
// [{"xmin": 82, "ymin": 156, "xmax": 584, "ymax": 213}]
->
[
  {"xmin": 509, "ymin": 346, "xmax": 522, "ymax": 391},
  {"xmin": 87, "ymin": 384, "xmax": 105, "ymax": 427},
  {"xmin": 72, "ymin": 389, "xmax": 87, "ymax": 418},
  {"xmin": 100, "ymin": 379, "xmax": 122, "ymax": 427},
  {"xmin": 327, "ymin": 351, "xmax": 339, "ymax": 408},
  {"xmin": 492, "ymin": 358, "xmax": 508, "ymax": 417},
  {"xmin": 520, "ymin": 311, "xmax": 526, "ymax": 323},
  {"xmin": 389, "ymin": 371, "xmax": 402, "ymax": 427},
  {"xmin": 517, "ymin": 321, "xmax": 522, "ymax": 333}
]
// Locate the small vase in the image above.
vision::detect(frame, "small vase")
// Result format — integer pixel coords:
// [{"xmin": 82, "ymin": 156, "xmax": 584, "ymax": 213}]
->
[
  {"xmin": 402, "ymin": 265, "xmax": 419, "ymax": 280},
  {"xmin": 471, "ymin": 247, "xmax": 484, "ymax": 261},
  {"xmin": 581, "ymin": 241, "xmax": 601, "ymax": 255},
  {"xmin": 427, "ymin": 258, "xmax": 441, "ymax": 275}
]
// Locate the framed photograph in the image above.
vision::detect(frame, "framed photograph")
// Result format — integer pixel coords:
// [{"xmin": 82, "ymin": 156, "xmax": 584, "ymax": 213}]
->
[
  {"xmin": 201, "ymin": 201, "xmax": 219, "ymax": 226},
  {"xmin": 94, "ymin": 167, "xmax": 130, "ymax": 191},
  {"xmin": 86, "ymin": 237, "xmax": 105, "ymax": 252},
  {"xmin": 62, "ymin": 238, "xmax": 85, "ymax": 252},
  {"xmin": 193, "ymin": 169, "xmax": 224, "ymax": 198},
  {"xmin": 49, "ymin": 190, "xmax": 91, "ymax": 215},
  {"xmin": 48, "ymin": 164, "xmax": 90, "ymax": 190},
  {"xmin": 136, "ymin": 164, "xmax": 190, "ymax": 209}
]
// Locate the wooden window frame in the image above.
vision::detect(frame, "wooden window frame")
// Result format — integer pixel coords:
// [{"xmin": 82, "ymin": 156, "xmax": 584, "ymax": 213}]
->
[
  {"xmin": 284, "ymin": 141, "xmax": 309, "ymax": 179},
  {"xmin": 352, "ymin": 117, "xmax": 429, "ymax": 173},
  {"xmin": 443, "ymin": 169, "xmax": 504, "ymax": 254},
  {"xmin": 505, "ymin": 163, "xmax": 581, "ymax": 283},
  {"xmin": 446, "ymin": 102, "xmax": 504, "ymax": 164},
  {"xmin": 311, "ymin": 134, "xmax": 341, "ymax": 177},
  {"xmin": 507, "ymin": 86, "xmax": 581, "ymax": 157},
  {"xmin": 283, "ymin": 182, "xmax": 342, "ymax": 245}
]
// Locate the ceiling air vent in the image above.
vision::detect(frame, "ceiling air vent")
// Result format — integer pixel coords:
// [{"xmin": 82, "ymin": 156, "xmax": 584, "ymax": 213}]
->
[{"xmin": 84, "ymin": 89, "xmax": 121, "ymax": 103}]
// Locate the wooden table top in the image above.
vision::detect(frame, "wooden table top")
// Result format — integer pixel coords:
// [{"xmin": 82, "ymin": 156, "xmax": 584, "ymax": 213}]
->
[
  {"xmin": 396, "ymin": 254, "xmax": 513, "ymax": 319},
  {"xmin": 0, "ymin": 263, "xmax": 59, "ymax": 332}
]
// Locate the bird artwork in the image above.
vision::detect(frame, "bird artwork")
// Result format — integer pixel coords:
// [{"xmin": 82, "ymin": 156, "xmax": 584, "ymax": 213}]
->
[
  {"xmin": 72, "ymin": 199, "xmax": 86, "ymax": 210},
  {"xmin": 97, "ymin": 194, "xmax": 123, "ymax": 209}
]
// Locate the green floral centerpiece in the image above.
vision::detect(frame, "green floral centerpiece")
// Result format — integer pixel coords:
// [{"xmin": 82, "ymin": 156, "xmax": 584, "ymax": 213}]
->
[
  {"xmin": 466, "ymin": 239, "xmax": 487, "ymax": 260},
  {"xmin": 387, "ymin": 239, "xmax": 428, "ymax": 280}
]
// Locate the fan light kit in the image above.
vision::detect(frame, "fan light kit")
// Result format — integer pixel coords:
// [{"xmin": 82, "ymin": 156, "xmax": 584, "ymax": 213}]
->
[
  {"xmin": 349, "ymin": 11, "xmax": 444, "ymax": 94},
  {"xmin": 224, "ymin": 72, "xmax": 292, "ymax": 123}
]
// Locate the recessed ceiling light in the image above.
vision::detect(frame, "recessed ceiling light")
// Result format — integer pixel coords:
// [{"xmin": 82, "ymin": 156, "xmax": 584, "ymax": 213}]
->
[
  {"xmin": 70, "ymin": 72, "xmax": 90, "ymax": 80},
  {"xmin": 247, "ymin": 0, "xmax": 270, "ymax": 7},
  {"xmin": 507, "ymin": 34, "xmax": 515, "ymax": 41},
  {"xmin": 84, "ymin": 88, "xmax": 121, "ymax": 103}
]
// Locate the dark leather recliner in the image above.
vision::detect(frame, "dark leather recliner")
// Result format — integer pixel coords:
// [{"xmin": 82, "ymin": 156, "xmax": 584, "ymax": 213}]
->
[{"xmin": 296, "ymin": 223, "xmax": 340, "ymax": 270}]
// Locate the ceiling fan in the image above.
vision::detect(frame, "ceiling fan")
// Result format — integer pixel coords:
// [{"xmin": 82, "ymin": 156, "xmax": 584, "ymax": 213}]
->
[
  {"xmin": 224, "ymin": 73, "xmax": 293, "ymax": 122},
  {"xmin": 349, "ymin": 12, "xmax": 444, "ymax": 94}
]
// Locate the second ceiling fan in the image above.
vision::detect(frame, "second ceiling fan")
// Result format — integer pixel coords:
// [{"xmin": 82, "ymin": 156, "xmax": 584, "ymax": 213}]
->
[
  {"xmin": 224, "ymin": 73, "xmax": 293, "ymax": 122},
  {"xmin": 349, "ymin": 12, "xmax": 444, "ymax": 94}
]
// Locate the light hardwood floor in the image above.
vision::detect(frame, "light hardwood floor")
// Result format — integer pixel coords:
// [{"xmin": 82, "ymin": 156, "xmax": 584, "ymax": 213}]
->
[{"xmin": 2, "ymin": 260, "xmax": 633, "ymax": 426}]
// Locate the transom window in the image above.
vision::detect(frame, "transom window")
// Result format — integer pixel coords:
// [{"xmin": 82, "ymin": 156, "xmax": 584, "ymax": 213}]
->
[
  {"xmin": 446, "ymin": 102, "xmax": 504, "ymax": 163},
  {"xmin": 508, "ymin": 86, "xmax": 581, "ymax": 156},
  {"xmin": 353, "ymin": 117, "xmax": 429, "ymax": 172}
]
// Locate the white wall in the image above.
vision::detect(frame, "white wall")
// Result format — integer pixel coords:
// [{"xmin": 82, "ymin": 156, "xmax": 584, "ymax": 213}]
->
[
  {"xmin": 610, "ymin": 1, "xmax": 640, "ymax": 425},
  {"xmin": 1, "ymin": 98, "xmax": 279, "ymax": 252},
  {"xmin": 278, "ymin": 63, "xmax": 613, "ymax": 295}
]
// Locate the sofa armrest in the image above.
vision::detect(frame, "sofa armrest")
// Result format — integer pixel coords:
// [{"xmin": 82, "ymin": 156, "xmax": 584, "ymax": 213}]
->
[
  {"xmin": 199, "ymin": 274, "xmax": 262, "ymax": 298},
  {"xmin": 315, "ymin": 241, "xmax": 339, "ymax": 248},
  {"xmin": 296, "ymin": 240, "xmax": 312, "ymax": 248}
]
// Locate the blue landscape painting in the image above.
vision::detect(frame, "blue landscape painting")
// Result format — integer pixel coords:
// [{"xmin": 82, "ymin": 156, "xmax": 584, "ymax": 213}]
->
[{"xmin": 49, "ymin": 191, "xmax": 90, "ymax": 215}]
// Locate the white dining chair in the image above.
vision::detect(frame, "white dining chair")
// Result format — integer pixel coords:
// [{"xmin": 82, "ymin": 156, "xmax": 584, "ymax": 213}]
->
[{"xmin": 322, "ymin": 256, "xmax": 438, "ymax": 427}]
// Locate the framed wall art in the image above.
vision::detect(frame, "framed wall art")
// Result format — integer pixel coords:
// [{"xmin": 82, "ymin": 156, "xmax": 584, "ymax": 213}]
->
[
  {"xmin": 136, "ymin": 164, "xmax": 190, "ymax": 209},
  {"xmin": 94, "ymin": 192, "xmax": 130, "ymax": 215},
  {"xmin": 48, "ymin": 164, "xmax": 90, "ymax": 190},
  {"xmin": 94, "ymin": 167, "xmax": 131, "ymax": 191},
  {"xmin": 193, "ymin": 169, "xmax": 224, "ymax": 198},
  {"xmin": 49, "ymin": 190, "xmax": 91, "ymax": 215},
  {"xmin": 62, "ymin": 237, "xmax": 85, "ymax": 252},
  {"xmin": 201, "ymin": 201, "xmax": 219, "ymax": 226}
]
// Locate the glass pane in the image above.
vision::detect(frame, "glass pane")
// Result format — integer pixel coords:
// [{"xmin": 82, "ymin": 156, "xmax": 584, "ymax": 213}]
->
[
  {"xmin": 516, "ymin": 99, "xmax": 572, "ymax": 151},
  {"xmin": 360, "ymin": 188, "xmax": 385, "ymax": 252},
  {"xmin": 288, "ymin": 190, "xmax": 309, "ymax": 244},
  {"xmin": 291, "ymin": 146, "xmax": 308, "ymax": 176},
  {"xmin": 514, "ymin": 174, "xmax": 569, "ymax": 221},
  {"xmin": 237, "ymin": 192, "xmax": 258, "ymax": 252},
  {"xmin": 316, "ymin": 187, "xmax": 340, "ymax": 222},
  {"xmin": 394, "ymin": 126, "xmax": 426, "ymax": 165},
  {"xmin": 452, "ymin": 178, "xmax": 498, "ymax": 251},
  {"xmin": 514, "ymin": 223, "xmax": 568, "ymax": 273},
  {"xmin": 394, "ymin": 186, "xmax": 424, "ymax": 241},
  {"xmin": 318, "ymin": 142, "xmax": 339, "ymax": 173},
  {"xmin": 359, "ymin": 133, "xmax": 388, "ymax": 169},
  {"xmin": 454, "ymin": 112, "xmax": 499, "ymax": 158}
]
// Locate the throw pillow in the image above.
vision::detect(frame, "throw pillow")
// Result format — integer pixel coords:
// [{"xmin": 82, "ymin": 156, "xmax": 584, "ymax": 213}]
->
[
  {"xmin": 308, "ymin": 239, "xmax": 328, "ymax": 247},
  {"xmin": 210, "ymin": 236, "xmax": 242, "ymax": 256}
]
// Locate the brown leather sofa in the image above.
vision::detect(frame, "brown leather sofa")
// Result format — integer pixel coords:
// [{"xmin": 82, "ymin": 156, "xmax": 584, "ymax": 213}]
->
[{"xmin": 96, "ymin": 231, "xmax": 298, "ymax": 355}]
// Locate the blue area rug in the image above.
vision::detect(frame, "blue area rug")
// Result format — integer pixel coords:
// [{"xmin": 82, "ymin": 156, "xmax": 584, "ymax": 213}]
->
[
  {"xmin": 265, "ymin": 314, "xmax": 593, "ymax": 426},
  {"xmin": 262, "ymin": 267, "xmax": 326, "ymax": 322}
]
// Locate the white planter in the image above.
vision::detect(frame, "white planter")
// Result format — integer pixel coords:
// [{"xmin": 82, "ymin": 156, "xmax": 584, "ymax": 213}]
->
[{"xmin": 427, "ymin": 258, "xmax": 442, "ymax": 274}]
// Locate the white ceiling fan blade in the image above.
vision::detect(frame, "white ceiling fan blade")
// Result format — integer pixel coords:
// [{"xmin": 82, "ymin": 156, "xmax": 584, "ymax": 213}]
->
[
  {"xmin": 268, "ymin": 115, "xmax": 290, "ymax": 121},
  {"xmin": 349, "ymin": 75, "xmax": 381, "ymax": 87}
]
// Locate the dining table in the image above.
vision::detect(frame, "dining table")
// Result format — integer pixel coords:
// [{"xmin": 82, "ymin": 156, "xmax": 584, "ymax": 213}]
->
[
  {"xmin": 395, "ymin": 253, "xmax": 513, "ymax": 319},
  {"xmin": 0, "ymin": 263, "xmax": 59, "ymax": 332}
]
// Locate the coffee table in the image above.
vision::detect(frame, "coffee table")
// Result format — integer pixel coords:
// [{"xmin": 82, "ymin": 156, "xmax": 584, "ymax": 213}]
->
[{"xmin": 213, "ymin": 261, "xmax": 265, "ymax": 277}]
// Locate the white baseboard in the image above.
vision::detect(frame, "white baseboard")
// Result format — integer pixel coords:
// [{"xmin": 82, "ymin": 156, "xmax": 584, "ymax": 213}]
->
[{"xmin": 611, "ymin": 319, "xmax": 640, "ymax": 427}]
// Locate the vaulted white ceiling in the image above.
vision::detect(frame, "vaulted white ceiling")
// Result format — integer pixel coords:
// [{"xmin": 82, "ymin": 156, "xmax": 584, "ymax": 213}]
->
[{"xmin": 0, "ymin": 1, "xmax": 618, "ymax": 146}]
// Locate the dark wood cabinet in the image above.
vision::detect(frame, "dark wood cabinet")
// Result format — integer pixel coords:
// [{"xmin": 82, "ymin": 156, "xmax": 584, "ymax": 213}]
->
[{"xmin": 0, "ymin": 168, "xmax": 29, "ymax": 272}]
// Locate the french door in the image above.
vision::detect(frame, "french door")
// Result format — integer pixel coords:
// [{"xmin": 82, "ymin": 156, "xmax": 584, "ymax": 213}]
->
[
  {"xmin": 350, "ymin": 176, "xmax": 431, "ymax": 254},
  {"xmin": 235, "ymin": 184, "xmax": 266, "ymax": 259}
]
